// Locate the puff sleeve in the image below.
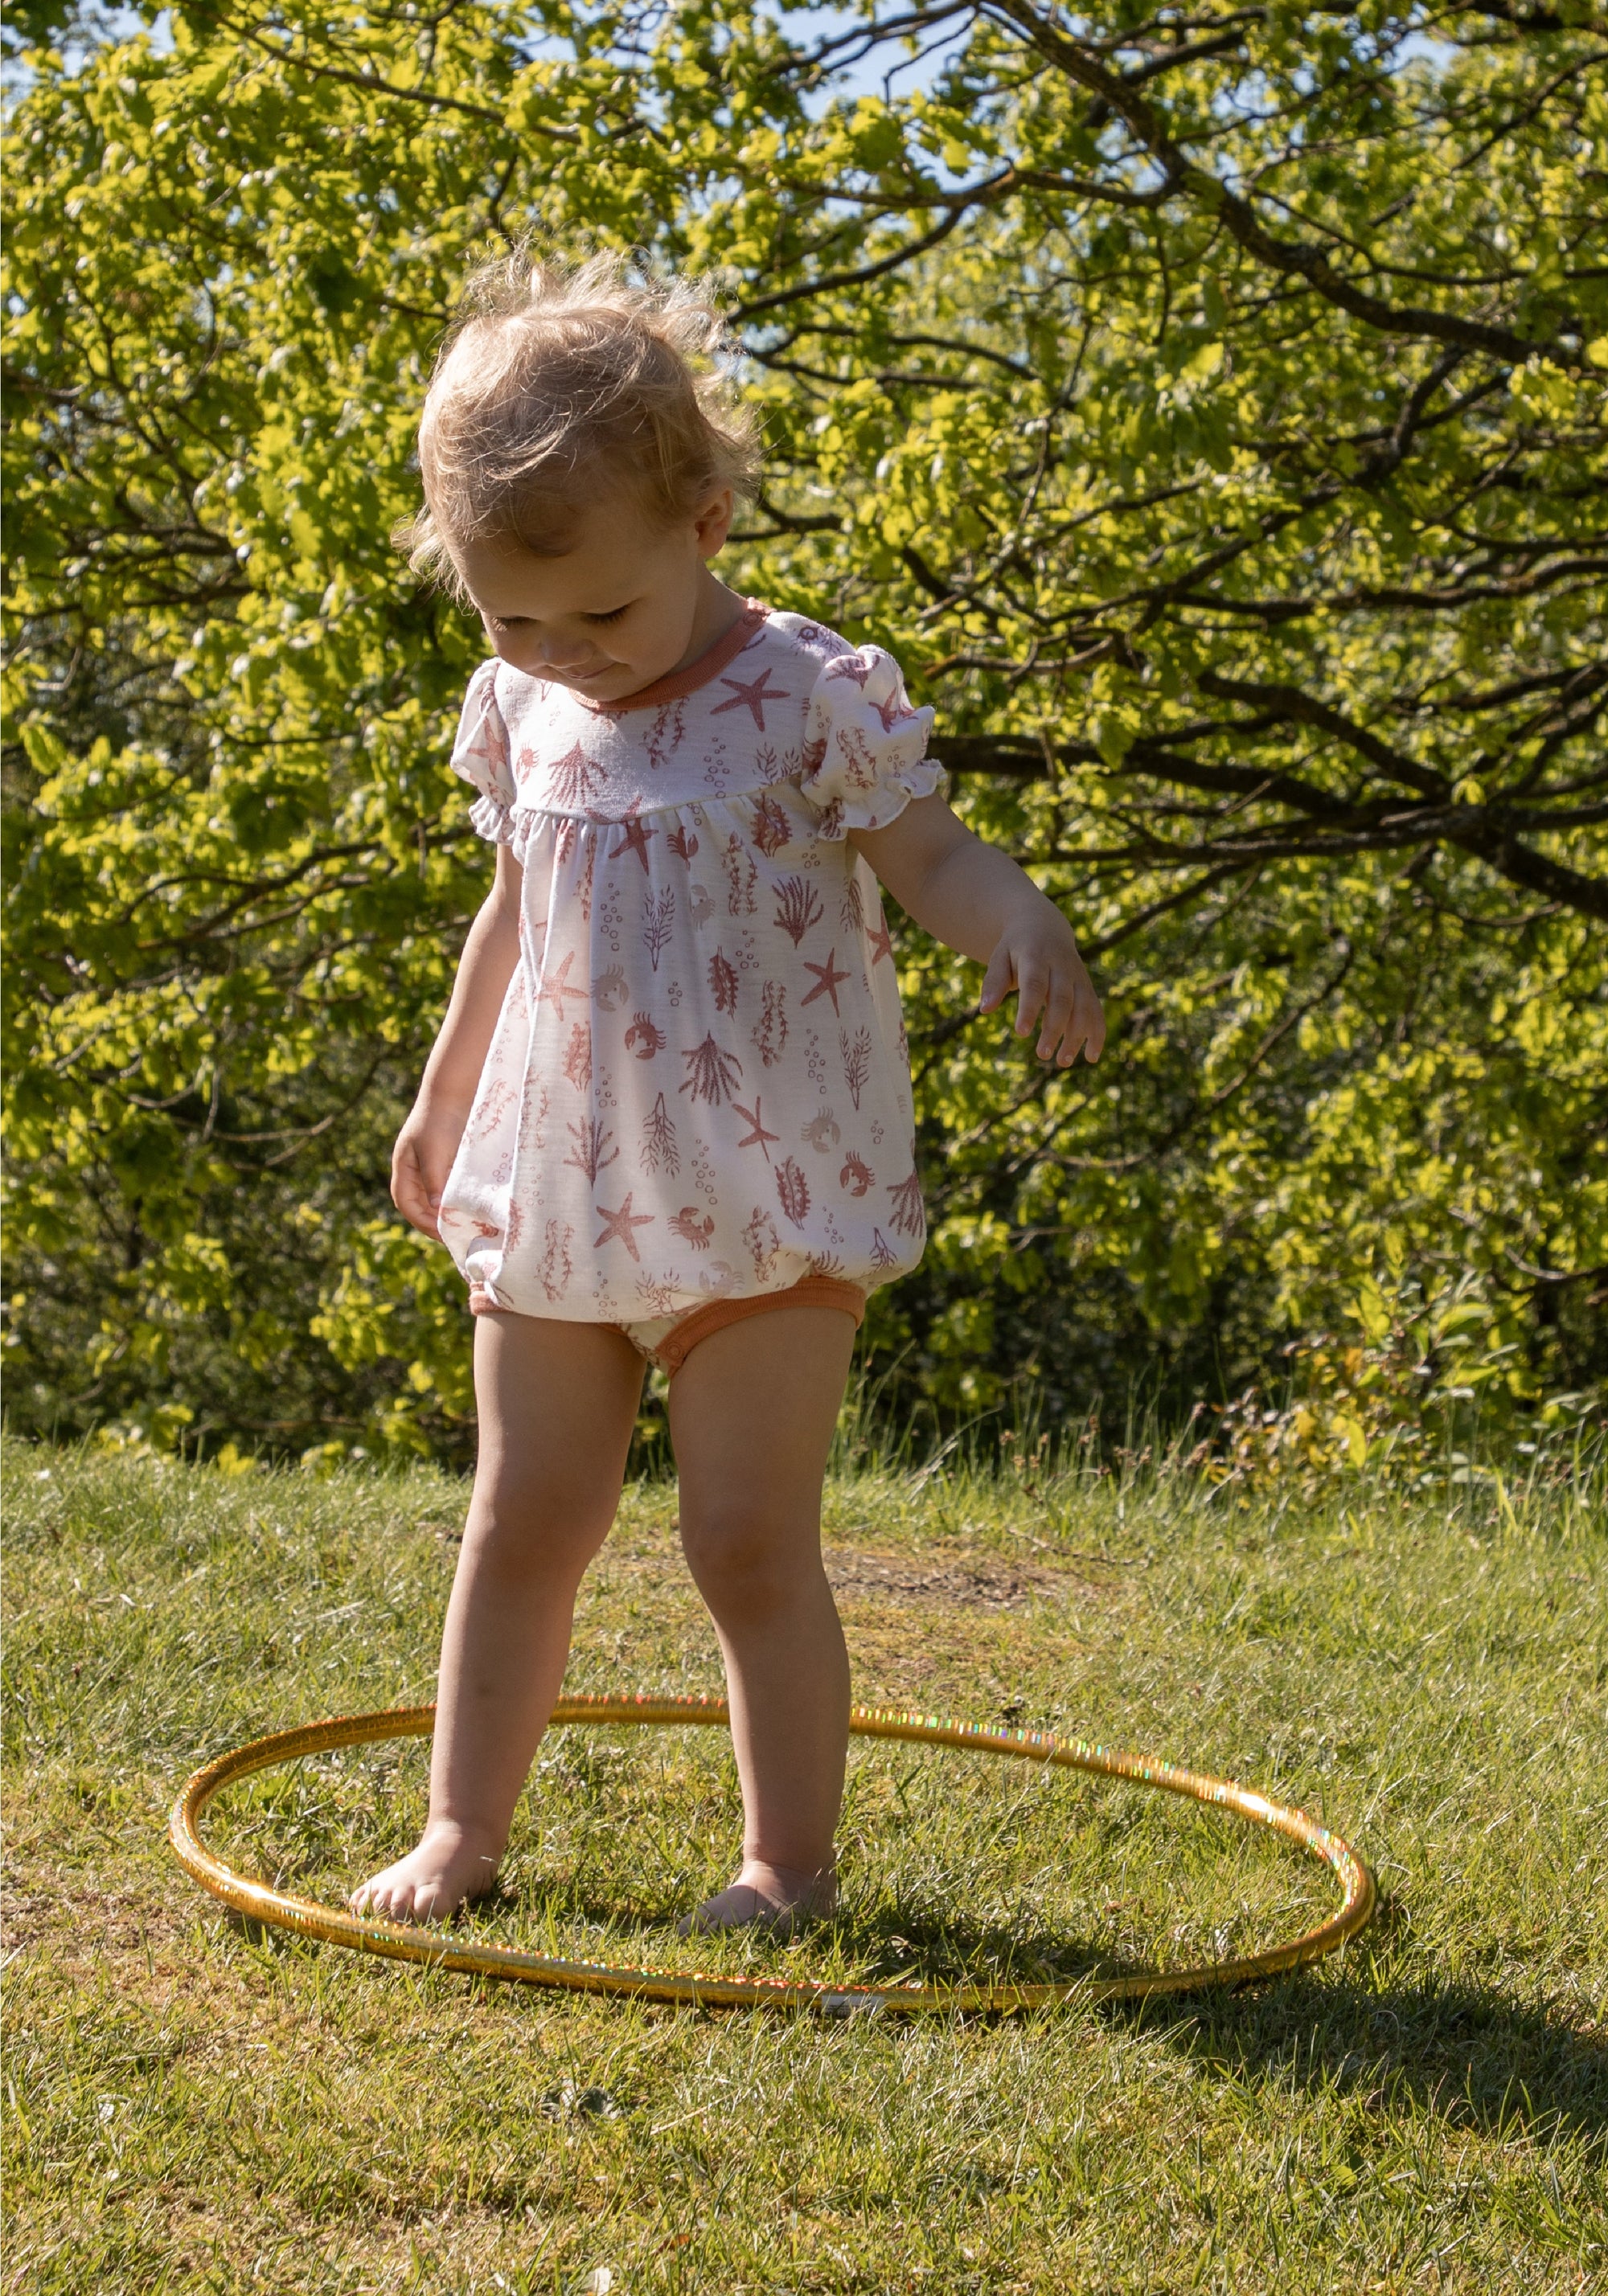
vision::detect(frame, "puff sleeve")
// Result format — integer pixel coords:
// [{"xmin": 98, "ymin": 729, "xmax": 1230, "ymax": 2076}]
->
[
  {"xmin": 797, "ymin": 646, "xmax": 946, "ymax": 838},
  {"xmin": 449, "ymin": 659, "xmax": 518, "ymax": 845}
]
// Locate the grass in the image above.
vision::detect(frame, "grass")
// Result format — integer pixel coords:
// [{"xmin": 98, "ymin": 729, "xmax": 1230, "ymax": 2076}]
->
[{"xmin": 2, "ymin": 1441, "xmax": 1605, "ymax": 2292}]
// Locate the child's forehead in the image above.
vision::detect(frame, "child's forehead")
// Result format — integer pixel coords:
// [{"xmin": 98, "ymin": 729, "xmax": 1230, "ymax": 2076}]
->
[{"xmin": 456, "ymin": 504, "xmax": 665, "ymax": 613}]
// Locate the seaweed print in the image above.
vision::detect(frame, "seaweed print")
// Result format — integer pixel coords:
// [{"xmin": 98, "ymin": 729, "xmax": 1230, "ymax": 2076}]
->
[
  {"xmin": 743, "ymin": 1206, "xmax": 780, "ymax": 1280},
  {"xmin": 869, "ymin": 1227, "xmax": 899, "ymax": 1272},
  {"xmin": 625, "ymin": 1011, "xmax": 667, "ymax": 1060},
  {"xmin": 593, "ymin": 963, "xmax": 628, "ymax": 1013},
  {"xmin": 839, "ymin": 1153, "xmax": 873, "ymax": 1199},
  {"xmin": 840, "ymin": 1026, "xmax": 872, "ymax": 1110},
  {"xmin": 562, "ymin": 1022, "xmax": 592, "ymax": 1094},
  {"xmin": 801, "ymin": 1109, "xmax": 840, "ymax": 1152},
  {"xmin": 808, "ymin": 1252, "xmax": 847, "ymax": 1279},
  {"xmin": 840, "ymin": 875, "xmax": 864, "ymax": 937},
  {"xmin": 520, "ymin": 1074, "xmax": 548, "ymax": 1151},
  {"xmin": 646, "ymin": 702, "xmax": 687, "ymax": 773},
  {"xmin": 752, "ymin": 981, "xmax": 789, "ymax": 1068},
  {"xmin": 886, "ymin": 1171, "xmax": 925, "ymax": 1237},
  {"xmin": 773, "ymin": 875, "xmax": 823, "ymax": 947},
  {"xmin": 724, "ymin": 833, "xmax": 757, "ymax": 916},
  {"xmin": 667, "ymin": 821, "xmax": 699, "ymax": 862},
  {"xmin": 575, "ymin": 836, "xmax": 597, "ymax": 923},
  {"xmin": 636, "ymin": 1276, "xmax": 679, "ymax": 1317},
  {"xmin": 641, "ymin": 1092, "xmax": 679, "ymax": 1175},
  {"xmin": 642, "ymin": 888, "xmax": 675, "ymax": 972},
  {"xmin": 837, "ymin": 724, "xmax": 879, "ymax": 792},
  {"xmin": 679, "ymin": 1033, "xmax": 743, "ymax": 1105},
  {"xmin": 539, "ymin": 1220, "xmax": 574, "ymax": 1302},
  {"xmin": 775, "ymin": 1156, "xmax": 811, "ymax": 1228},
  {"xmin": 669, "ymin": 1206, "xmax": 716, "ymax": 1252},
  {"xmin": 470, "ymin": 1077, "xmax": 516, "ymax": 1143},
  {"xmin": 564, "ymin": 1116, "xmax": 617, "ymax": 1184},
  {"xmin": 708, "ymin": 949, "xmax": 739, "ymax": 1015},
  {"xmin": 751, "ymin": 792, "xmax": 790, "ymax": 858},
  {"xmin": 546, "ymin": 741, "xmax": 602, "ymax": 809}
]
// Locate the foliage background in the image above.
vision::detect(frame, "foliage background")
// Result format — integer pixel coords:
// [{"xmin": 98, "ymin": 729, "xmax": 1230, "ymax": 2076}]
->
[{"xmin": 4, "ymin": 0, "xmax": 1605, "ymax": 1470}]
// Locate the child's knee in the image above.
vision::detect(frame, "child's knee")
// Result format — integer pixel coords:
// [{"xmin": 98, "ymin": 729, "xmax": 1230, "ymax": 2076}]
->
[
  {"xmin": 462, "ymin": 1479, "xmax": 613, "ymax": 1580},
  {"xmin": 679, "ymin": 1503, "xmax": 817, "ymax": 1617}
]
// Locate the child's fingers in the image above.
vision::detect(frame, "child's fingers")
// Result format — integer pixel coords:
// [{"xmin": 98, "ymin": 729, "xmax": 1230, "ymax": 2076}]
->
[
  {"xmin": 1077, "ymin": 980, "xmax": 1107, "ymax": 1063},
  {"xmin": 1036, "ymin": 971, "xmax": 1077, "ymax": 1061},
  {"xmin": 1012, "ymin": 957, "xmax": 1051, "ymax": 1038},
  {"xmin": 391, "ymin": 1142, "xmax": 442, "ymax": 1238},
  {"xmin": 978, "ymin": 942, "xmax": 1016, "ymax": 1015},
  {"xmin": 1033, "ymin": 968, "xmax": 1105, "ymax": 1067},
  {"xmin": 1052, "ymin": 977, "xmax": 1106, "ymax": 1066}
]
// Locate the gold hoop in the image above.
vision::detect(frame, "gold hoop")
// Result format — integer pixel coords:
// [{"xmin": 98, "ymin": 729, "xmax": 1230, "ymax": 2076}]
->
[{"xmin": 168, "ymin": 1695, "xmax": 1375, "ymax": 2013}]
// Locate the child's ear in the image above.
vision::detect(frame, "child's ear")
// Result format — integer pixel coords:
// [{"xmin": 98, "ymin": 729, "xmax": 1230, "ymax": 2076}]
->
[{"xmin": 694, "ymin": 488, "xmax": 735, "ymax": 560}]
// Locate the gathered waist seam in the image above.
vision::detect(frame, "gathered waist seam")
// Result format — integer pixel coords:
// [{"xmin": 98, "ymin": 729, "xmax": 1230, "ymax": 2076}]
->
[{"xmin": 498, "ymin": 782, "xmax": 811, "ymax": 828}]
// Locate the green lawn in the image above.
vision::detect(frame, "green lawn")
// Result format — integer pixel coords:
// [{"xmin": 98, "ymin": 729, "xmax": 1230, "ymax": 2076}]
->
[{"xmin": 3, "ymin": 1445, "xmax": 1604, "ymax": 2292}]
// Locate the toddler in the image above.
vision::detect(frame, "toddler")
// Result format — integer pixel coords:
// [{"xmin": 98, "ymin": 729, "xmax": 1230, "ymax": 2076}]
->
[{"xmin": 352, "ymin": 254, "xmax": 1105, "ymax": 1935}]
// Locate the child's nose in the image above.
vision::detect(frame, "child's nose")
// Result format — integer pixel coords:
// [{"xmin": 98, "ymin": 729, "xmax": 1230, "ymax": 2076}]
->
[{"xmin": 538, "ymin": 637, "xmax": 601, "ymax": 674}]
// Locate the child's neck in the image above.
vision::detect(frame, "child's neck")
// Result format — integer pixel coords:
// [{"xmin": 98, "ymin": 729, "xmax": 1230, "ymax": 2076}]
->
[{"xmin": 674, "ymin": 568, "xmax": 748, "ymax": 674}]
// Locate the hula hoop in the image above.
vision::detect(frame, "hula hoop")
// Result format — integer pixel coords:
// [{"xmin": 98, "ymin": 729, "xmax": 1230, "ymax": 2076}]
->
[{"xmin": 168, "ymin": 1695, "xmax": 1375, "ymax": 2014}]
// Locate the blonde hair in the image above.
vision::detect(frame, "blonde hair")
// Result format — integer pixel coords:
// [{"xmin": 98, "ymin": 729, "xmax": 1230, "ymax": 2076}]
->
[{"xmin": 401, "ymin": 250, "xmax": 762, "ymax": 592}]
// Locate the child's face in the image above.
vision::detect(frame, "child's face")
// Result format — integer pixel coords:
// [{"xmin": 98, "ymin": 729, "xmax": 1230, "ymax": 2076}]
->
[{"xmin": 454, "ymin": 487, "xmax": 734, "ymax": 703}]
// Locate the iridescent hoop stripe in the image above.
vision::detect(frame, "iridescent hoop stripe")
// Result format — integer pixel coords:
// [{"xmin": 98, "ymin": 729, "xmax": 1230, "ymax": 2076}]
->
[{"xmin": 168, "ymin": 1695, "xmax": 1376, "ymax": 2014}]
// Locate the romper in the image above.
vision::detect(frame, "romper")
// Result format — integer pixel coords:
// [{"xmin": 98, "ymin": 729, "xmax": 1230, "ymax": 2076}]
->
[{"xmin": 436, "ymin": 600, "xmax": 946, "ymax": 1347}]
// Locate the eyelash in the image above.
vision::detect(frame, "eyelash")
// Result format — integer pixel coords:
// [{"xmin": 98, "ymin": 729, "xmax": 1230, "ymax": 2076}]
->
[{"xmin": 494, "ymin": 606, "xmax": 629, "ymax": 630}]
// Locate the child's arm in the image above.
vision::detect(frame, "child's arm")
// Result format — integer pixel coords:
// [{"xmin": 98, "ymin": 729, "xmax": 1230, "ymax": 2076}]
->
[
  {"xmin": 391, "ymin": 843, "xmax": 523, "ymax": 1239},
  {"xmin": 851, "ymin": 796, "xmax": 1106, "ymax": 1068}
]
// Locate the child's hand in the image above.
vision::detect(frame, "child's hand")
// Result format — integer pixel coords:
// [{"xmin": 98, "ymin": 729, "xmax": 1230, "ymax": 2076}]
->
[
  {"xmin": 391, "ymin": 1099, "xmax": 470, "ymax": 1239},
  {"xmin": 850, "ymin": 793, "xmax": 1106, "ymax": 1065},
  {"xmin": 978, "ymin": 904, "xmax": 1106, "ymax": 1068}
]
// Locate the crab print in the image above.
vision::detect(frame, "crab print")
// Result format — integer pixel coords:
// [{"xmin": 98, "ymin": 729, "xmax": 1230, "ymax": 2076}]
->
[
  {"xmin": 669, "ymin": 1206, "xmax": 716, "ymax": 1251},
  {"xmin": 839, "ymin": 1153, "xmax": 873, "ymax": 1198}
]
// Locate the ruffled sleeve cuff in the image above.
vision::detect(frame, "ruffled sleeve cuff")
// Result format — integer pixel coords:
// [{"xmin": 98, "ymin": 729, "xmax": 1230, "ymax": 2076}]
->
[
  {"xmin": 467, "ymin": 790, "xmax": 517, "ymax": 845},
  {"xmin": 449, "ymin": 659, "xmax": 518, "ymax": 843},
  {"xmin": 797, "ymin": 645, "xmax": 944, "ymax": 838}
]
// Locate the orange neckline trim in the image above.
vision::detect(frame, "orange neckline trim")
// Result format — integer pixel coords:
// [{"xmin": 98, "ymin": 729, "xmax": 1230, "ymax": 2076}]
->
[{"xmin": 575, "ymin": 597, "xmax": 770, "ymax": 716}]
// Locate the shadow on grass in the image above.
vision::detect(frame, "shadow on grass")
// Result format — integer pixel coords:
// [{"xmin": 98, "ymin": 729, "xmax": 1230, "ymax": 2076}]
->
[
  {"xmin": 1131, "ymin": 1963, "xmax": 1608, "ymax": 2146},
  {"xmin": 470, "ymin": 1876, "xmax": 1284, "ymax": 1994},
  {"xmin": 221, "ymin": 1875, "xmax": 1607, "ymax": 2153}
]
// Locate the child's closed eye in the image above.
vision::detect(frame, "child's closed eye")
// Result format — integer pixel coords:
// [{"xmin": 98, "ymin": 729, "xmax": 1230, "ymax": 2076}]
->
[{"xmin": 585, "ymin": 604, "xmax": 631, "ymax": 625}]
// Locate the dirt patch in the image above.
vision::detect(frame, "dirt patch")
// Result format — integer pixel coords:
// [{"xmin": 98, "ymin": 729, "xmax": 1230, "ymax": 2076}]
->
[{"xmin": 822, "ymin": 1548, "xmax": 1056, "ymax": 1611}]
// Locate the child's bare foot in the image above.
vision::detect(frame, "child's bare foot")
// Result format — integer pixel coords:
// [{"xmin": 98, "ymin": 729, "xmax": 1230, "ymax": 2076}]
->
[
  {"xmin": 678, "ymin": 1857, "xmax": 836, "ymax": 1939},
  {"xmin": 348, "ymin": 1820, "xmax": 502, "ymax": 1923}
]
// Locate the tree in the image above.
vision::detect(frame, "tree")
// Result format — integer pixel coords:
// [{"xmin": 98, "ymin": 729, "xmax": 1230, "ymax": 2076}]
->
[{"xmin": 4, "ymin": 2, "xmax": 1603, "ymax": 1463}]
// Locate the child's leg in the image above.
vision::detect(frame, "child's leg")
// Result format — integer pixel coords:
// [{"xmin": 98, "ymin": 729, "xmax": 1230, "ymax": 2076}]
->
[
  {"xmin": 667, "ymin": 1304, "xmax": 858, "ymax": 1931},
  {"xmin": 351, "ymin": 1314, "xmax": 644, "ymax": 1921}
]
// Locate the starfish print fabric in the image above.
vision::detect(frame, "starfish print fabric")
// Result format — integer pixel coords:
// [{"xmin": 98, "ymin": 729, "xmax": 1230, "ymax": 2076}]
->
[{"xmin": 437, "ymin": 602, "xmax": 946, "ymax": 1322}]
